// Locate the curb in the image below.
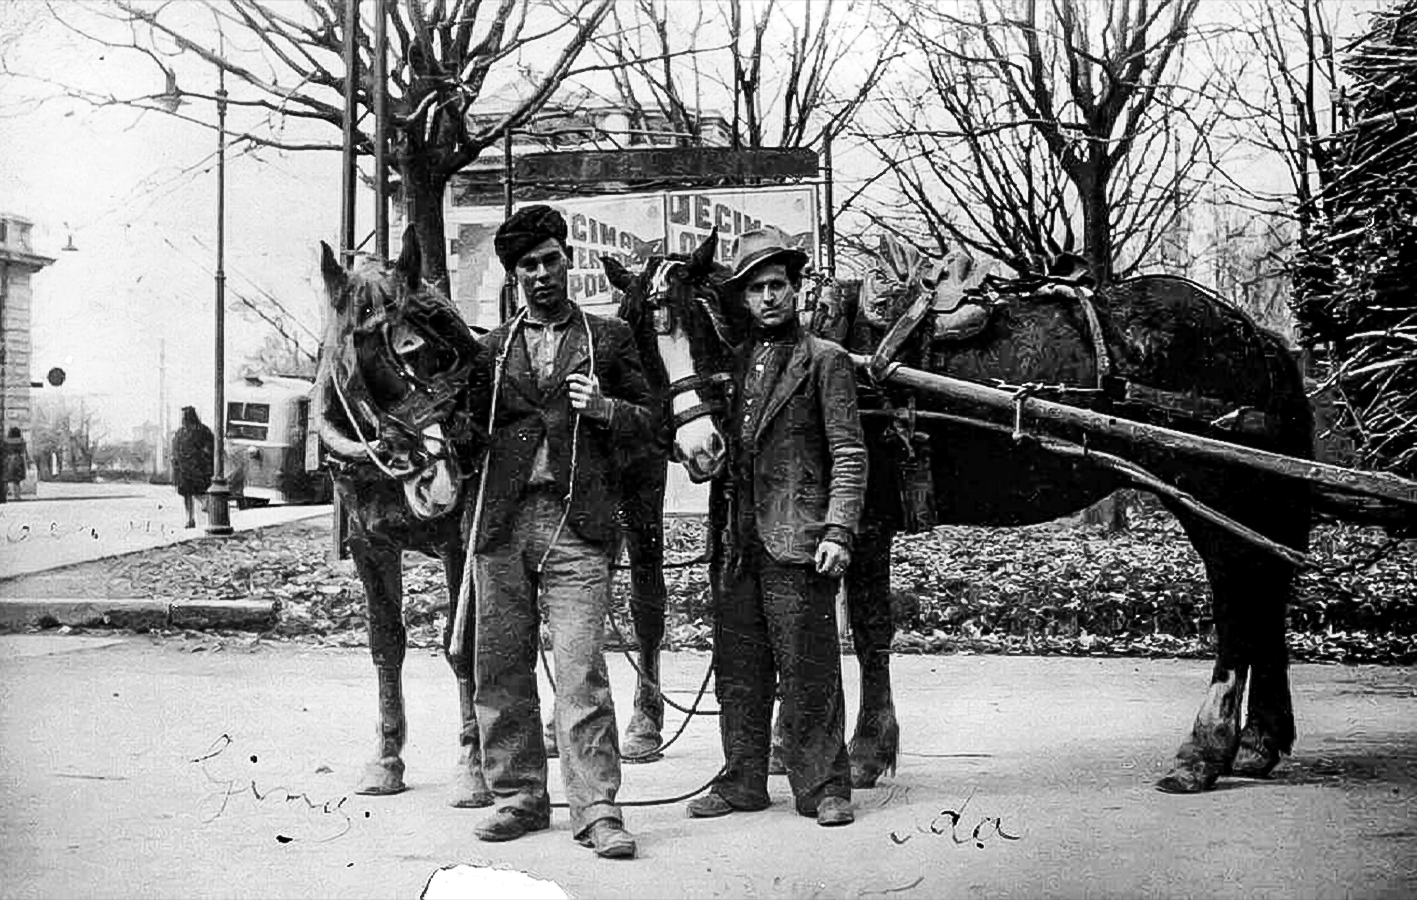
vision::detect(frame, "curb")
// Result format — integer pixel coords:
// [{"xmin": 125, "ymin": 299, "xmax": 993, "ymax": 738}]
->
[{"xmin": 0, "ymin": 598, "xmax": 279, "ymax": 632}]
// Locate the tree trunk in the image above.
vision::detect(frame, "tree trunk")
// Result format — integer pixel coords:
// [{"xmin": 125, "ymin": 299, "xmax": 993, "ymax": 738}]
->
[
  {"xmin": 1080, "ymin": 169, "xmax": 1114, "ymax": 287},
  {"xmin": 403, "ymin": 164, "xmax": 453, "ymax": 298}
]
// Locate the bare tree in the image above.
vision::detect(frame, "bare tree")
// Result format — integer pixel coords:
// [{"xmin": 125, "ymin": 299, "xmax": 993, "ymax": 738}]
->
[
  {"xmin": 25, "ymin": 0, "xmax": 612, "ymax": 294},
  {"xmin": 865, "ymin": 0, "xmax": 1215, "ymax": 286},
  {"xmin": 593, "ymin": 0, "xmax": 902, "ymax": 153},
  {"xmin": 32, "ymin": 394, "xmax": 107, "ymax": 476},
  {"xmin": 242, "ymin": 331, "xmax": 319, "ymax": 379}
]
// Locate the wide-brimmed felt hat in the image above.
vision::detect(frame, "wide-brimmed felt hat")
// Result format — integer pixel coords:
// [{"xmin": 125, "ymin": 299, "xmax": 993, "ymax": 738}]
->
[{"xmin": 724, "ymin": 225, "xmax": 809, "ymax": 287}]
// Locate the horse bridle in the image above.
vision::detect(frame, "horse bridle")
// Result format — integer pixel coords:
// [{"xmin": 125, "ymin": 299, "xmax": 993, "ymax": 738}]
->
[
  {"xmin": 645, "ymin": 259, "xmax": 734, "ymax": 433},
  {"xmin": 328, "ymin": 296, "xmax": 476, "ymax": 480}
]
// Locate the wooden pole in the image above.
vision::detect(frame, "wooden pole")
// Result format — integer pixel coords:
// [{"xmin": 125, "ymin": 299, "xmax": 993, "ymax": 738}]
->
[
  {"xmin": 338, "ymin": 0, "xmax": 358, "ymax": 268},
  {"xmin": 500, "ymin": 128, "xmax": 515, "ymax": 323},
  {"xmin": 330, "ymin": 0, "xmax": 360, "ymax": 564},
  {"xmin": 822, "ymin": 129, "xmax": 836, "ymax": 277},
  {"xmin": 373, "ymin": 0, "xmax": 389, "ymax": 262},
  {"xmin": 866, "ymin": 360, "xmax": 1417, "ymax": 513}
]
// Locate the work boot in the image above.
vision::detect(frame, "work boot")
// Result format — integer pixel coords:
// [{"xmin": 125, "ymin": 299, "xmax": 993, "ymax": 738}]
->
[
  {"xmin": 474, "ymin": 809, "xmax": 550, "ymax": 843},
  {"xmin": 578, "ymin": 820, "xmax": 637, "ymax": 859},
  {"xmin": 814, "ymin": 797, "xmax": 855, "ymax": 827}
]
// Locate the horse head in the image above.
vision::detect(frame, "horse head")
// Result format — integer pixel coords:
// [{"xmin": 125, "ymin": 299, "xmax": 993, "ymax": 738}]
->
[
  {"xmin": 602, "ymin": 230, "xmax": 738, "ymax": 483},
  {"xmin": 314, "ymin": 227, "xmax": 486, "ymax": 519}
]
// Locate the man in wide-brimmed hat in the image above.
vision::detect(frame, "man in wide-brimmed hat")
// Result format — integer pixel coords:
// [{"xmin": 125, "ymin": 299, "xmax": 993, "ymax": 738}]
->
[
  {"xmin": 470, "ymin": 204, "xmax": 655, "ymax": 859},
  {"xmin": 685, "ymin": 225, "xmax": 867, "ymax": 827}
]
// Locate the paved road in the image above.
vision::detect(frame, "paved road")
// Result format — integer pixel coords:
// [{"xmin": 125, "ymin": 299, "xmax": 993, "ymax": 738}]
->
[
  {"xmin": 1, "ymin": 635, "xmax": 1413, "ymax": 899},
  {"xmin": 0, "ymin": 482, "xmax": 330, "ymax": 579}
]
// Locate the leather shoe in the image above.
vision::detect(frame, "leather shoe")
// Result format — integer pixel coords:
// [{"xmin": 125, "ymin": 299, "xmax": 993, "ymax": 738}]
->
[
  {"xmin": 686, "ymin": 792, "xmax": 737, "ymax": 819},
  {"xmin": 816, "ymin": 796, "xmax": 854, "ymax": 827},
  {"xmin": 474, "ymin": 809, "xmax": 550, "ymax": 843},
  {"xmin": 578, "ymin": 820, "xmax": 637, "ymax": 859}
]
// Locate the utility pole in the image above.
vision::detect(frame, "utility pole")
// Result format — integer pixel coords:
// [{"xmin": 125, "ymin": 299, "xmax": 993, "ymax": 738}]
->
[
  {"xmin": 155, "ymin": 339, "xmax": 167, "ymax": 478},
  {"xmin": 206, "ymin": 54, "xmax": 234, "ymax": 536}
]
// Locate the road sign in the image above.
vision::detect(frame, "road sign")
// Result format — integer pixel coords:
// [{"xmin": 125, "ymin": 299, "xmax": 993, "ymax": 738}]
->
[{"xmin": 46, "ymin": 367, "xmax": 65, "ymax": 387}]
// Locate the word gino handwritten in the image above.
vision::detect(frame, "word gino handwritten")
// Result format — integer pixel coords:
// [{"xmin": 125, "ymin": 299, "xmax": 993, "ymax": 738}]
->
[
  {"xmin": 190, "ymin": 734, "xmax": 356, "ymax": 844},
  {"xmin": 889, "ymin": 790, "xmax": 1022, "ymax": 850}
]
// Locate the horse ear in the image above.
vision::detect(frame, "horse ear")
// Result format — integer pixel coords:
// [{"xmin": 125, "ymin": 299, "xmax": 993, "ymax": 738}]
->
[
  {"xmin": 687, "ymin": 228, "xmax": 719, "ymax": 278},
  {"xmin": 602, "ymin": 255, "xmax": 634, "ymax": 293},
  {"xmin": 395, "ymin": 226, "xmax": 422, "ymax": 292},
  {"xmin": 320, "ymin": 241, "xmax": 348, "ymax": 309}
]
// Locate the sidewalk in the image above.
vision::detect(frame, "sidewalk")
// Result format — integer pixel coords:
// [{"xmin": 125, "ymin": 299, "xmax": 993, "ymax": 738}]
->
[
  {"xmin": 0, "ymin": 481, "xmax": 332, "ymax": 579},
  {"xmin": 0, "ymin": 481, "xmax": 331, "ymax": 630}
]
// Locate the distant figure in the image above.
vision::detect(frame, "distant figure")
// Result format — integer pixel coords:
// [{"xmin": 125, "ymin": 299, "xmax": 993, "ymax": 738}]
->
[
  {"xmin": 171, "ymin": 406, "xmax": 215, "ymax": 528},
  {"xmin": 3, "ymin": 427, "xmax": 27, "ymax": 501}
]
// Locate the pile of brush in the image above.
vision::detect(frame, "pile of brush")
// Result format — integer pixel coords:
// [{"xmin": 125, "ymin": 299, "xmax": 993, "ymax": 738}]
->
[{"xmin": 1294, "ymin": 0, "xmax": 1417, "ymax": 479}]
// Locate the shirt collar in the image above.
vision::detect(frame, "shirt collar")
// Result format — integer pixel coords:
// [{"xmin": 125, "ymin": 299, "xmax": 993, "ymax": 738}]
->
[{"xmin": 524, "ymin": 301, "xmax": 575, "ymax": 328}]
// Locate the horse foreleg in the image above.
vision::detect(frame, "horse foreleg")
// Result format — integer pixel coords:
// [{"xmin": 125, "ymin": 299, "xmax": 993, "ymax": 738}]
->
[
  {"xmin": 621, "ymin": 480, "xmax": 668, "ymax": 762},
  {"xmin": 351, "ymin": 540, "xmax": 409, "ymax": 796},
  {"xmin": 441, "ymin": 546, "xmax": 491, "ymax": 808},
  {"xmin": 1159, "ymin": 512, "xmax": 1261, "ymax": 793},
  {"xmin": 846, "ymin": 522, "xmax": 899, "ymax": 788},
  {"xmin": 1234, "ymin": 509, "xmax": 1304, "ymax": 779}
]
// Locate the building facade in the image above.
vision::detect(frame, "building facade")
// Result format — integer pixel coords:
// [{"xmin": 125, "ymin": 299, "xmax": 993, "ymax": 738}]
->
[{"xmin": 0, "ymin": 213, "xmax": 55, "ymax": 497}]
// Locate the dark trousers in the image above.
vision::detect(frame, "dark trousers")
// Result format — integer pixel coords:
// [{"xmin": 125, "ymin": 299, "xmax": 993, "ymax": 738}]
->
[{"xmin": 711, "ymin": 544, "xmax": 851, "ymax": 815}]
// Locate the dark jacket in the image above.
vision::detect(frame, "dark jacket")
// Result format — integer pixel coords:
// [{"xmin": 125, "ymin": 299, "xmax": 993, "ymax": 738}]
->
[
  {"xmin": 171, "ymin": 424, "xmax": 215, "ymax": 496},
  {"xmin": 734, "ymin": 332, "xmax": 867, "ymax": 565},
  {"xmin": 2, "ymin": 435, "xmax": 26, "ymax": 483},
  {"xmin": 474, "ymin": 310, "xmax": 656, "ymax": 552}
]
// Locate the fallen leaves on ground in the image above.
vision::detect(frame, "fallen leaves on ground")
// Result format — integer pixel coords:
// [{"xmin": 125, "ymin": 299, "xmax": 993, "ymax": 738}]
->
[{"xmin": 2, "ymin": 499, "xmax": 1413, "ymax": 663}]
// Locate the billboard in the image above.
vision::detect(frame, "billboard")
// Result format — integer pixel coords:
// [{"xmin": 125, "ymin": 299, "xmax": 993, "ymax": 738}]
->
[{"xmin": 447, "ymin": 185, "xmax": 818, "ymax": 330}]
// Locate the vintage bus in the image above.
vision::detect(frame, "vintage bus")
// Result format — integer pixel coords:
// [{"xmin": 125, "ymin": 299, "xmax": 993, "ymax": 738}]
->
[{"xmin": 224, "ymin": 373, "xmax": 332, "ymax": 507}]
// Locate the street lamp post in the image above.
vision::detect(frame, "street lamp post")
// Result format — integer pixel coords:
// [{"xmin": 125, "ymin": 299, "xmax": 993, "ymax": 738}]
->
[{"xmin": 206, "ymin": 61, "xmax": 233, "ymax": 535}]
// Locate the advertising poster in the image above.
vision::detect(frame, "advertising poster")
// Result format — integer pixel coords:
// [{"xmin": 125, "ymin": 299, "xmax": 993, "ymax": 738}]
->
[
  {"xmin": 663, "ymin": 185, "xmax": 818, "ymax": 268},
  {"xmin": 450, "ymin": 193, "xmax": 666, "ymax": 329},
  {"xmin": 447, "ymin": 185, "xmax": 818, "ymax": 330}
]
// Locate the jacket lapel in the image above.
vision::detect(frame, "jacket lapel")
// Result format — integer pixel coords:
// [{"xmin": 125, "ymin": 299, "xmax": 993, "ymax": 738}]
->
[{"xmin": 753, "ymin": 340, "xmax": 811, "ymax": 444}]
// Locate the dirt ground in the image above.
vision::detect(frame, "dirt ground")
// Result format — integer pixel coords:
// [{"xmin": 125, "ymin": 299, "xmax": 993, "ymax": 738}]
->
[{"xmin": 1, "ymin": 634, "xmax": 1414, "ymax": 899}]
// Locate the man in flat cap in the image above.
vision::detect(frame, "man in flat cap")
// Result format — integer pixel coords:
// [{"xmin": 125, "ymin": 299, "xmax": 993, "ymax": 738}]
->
[
  {"xmin": 470, "ymin": 204, "xmax": 655, "ymax": 858},
  {"xmin": 685, "ymin": 225, "xmax": 867, "ymax": 827}
]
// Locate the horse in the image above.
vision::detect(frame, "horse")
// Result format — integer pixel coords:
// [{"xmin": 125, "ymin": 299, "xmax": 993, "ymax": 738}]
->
[
  {"xmin": 614, "ymin": 228, "xmax": 1313, "ymax": 795},
  {"xmin": 311, "ymin": 227, "xmax": 496, "ymax": 806},
  {"xmin": 600, "ymin": 243, "xmax": 734, "ymax": 762}
]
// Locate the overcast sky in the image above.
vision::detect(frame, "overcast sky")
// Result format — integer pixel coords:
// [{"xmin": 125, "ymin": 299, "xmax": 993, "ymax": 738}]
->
[{"xmin": 2, "ymin": 5, "xmax": 350, "ymax": 438}]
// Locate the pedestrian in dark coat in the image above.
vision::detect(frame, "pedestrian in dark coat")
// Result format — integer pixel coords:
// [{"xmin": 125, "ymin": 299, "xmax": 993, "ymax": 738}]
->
[
  {"xmin": 686, "ymin": 226, "xmax": 868, "ymax": 827},
  {"xmin": 3, "ymin": 427, "xmax": 27, "ymax": 501},
  {"xmin": 469, "ymin": 204, "xmax": 656, "ymax": 859},
  {"xmin": 171, "ymin": 406, "xmax": 214, "ymax": 528}
]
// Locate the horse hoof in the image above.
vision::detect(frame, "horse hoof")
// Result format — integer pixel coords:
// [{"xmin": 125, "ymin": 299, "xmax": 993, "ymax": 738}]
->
[
  {"xmin": 622, "ymin": 710, "xmax": 664, "ymax": 763},
  {"xmin": 622, "ymin": 733, "xmax": 664, "ymax": 764},
  {"xmin": 1231, "ymin": 743, "xmax": 1280, "ymax": 779},
  {"xmin": 354, "ymin": 758, "xmax": 407, "ymax": 796},
  {"xmin": 851, "ymin": 765, "xmax": 881, "ymax": 789},
  {"xmin": 448, "ymin": 770, "xmax": 493, "ymax": 809},
  {"xmin": 1155, "ymin": 762, "xmax": 1220, "ymax": 794}
]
